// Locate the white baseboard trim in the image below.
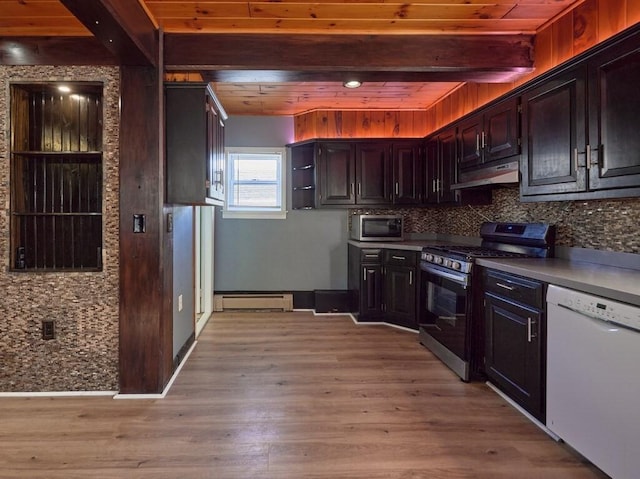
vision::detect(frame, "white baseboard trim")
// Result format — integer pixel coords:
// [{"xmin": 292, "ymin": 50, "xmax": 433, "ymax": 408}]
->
[
  {"xmin": 293, "ymin": 309, "xmax": 418, "ymax": 334},
  {"xmin": 0, "ymin": 390, "xmax": 117, "ymax": 398},
  {"xmin": 114, "ymin": 340, "xmax": 198, "ymax": 400}
]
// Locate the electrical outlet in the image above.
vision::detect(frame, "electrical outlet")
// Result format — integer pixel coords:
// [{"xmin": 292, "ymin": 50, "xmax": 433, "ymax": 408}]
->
[
  {"xmin": 42, "ymin": 320, "xmax": 55, "ymax": 340},
  {"xmin": 178, "ymin": 294, "xmax": 183, "ymax": 312}
]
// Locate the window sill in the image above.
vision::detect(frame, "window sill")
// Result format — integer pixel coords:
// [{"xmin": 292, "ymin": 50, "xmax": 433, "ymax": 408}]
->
[{"xmin": 222, "ymin": 210, "xmax": 287, "ymax": 220}]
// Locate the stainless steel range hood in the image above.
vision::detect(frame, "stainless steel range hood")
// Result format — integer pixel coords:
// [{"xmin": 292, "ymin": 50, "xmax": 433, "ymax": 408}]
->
[{"xmin": 451, "ymin": 160, "xmax": 520, "ymax": 190}]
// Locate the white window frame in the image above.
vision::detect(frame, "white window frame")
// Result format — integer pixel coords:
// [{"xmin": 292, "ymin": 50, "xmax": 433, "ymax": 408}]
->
[{"xmin": 222, "ymin": 146, "xmax": 287, "ymax": 219}]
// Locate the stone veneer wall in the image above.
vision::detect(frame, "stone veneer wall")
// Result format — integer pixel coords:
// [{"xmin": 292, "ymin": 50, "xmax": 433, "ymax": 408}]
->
[
  {"xmin": 0, "ymin": 66, "xmax": 120, "ymax": 392},
  {"xmin": 354, "ymin": 186, "xmax": 640, "ymax": 254}
]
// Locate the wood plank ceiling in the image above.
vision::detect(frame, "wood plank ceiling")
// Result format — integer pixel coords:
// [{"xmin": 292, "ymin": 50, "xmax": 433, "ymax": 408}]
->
[{"xmin": 1, "ymin": 0, "xmax": 584, "ymax": 115}]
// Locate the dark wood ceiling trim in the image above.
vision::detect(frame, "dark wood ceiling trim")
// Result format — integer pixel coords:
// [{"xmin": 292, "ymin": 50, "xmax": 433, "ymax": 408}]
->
[
  {"xmin": 165, "ymin": 33, "xmax": 534, "ymax": 75},
  {"xmin": 0, "ymin": 37, "xmax": 116, "ymax": 66},
  {"xmin": 60, "ymin": 0, "xmax": 158, "ymax": 66}
]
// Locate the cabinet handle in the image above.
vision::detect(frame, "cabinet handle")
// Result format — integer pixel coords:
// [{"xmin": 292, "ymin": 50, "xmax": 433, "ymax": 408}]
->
[
  {"xmin": 481, "ymin": 131, "xmax": 486, "ymax": 149},
  {"xmin": 574, "ymin": 148, "xmax": 579, "ymax": 171},
  {"xmin": 392, "ymin": 255, "xmax": 406, "ymax": 260},
  {"xmin": 476, "ymin": 133, "xmax": 480, "ymax": 155},
  {"xmin": 395, "ymin": 182, "xmax": 399, "ymax": 195},
  {"xmin": 363, "ymin": 269, "xmax": 367, "ymax": 282},
  {"xmin": 351, "ymin": 183, "xmax": 355, "ymax": 196},
  {"xmin": 358, "ymin": 183, "xmax": 362, "ymax": 196},
  {"xmin": 586, "ymin": 144, "xmax": 591, "ymax": 170},
  {"xmin": 496, "ymin": 282, "xmax": 514, "ymax": 291},
  {"xmin": 409, "ymin": 270, "xmax": 413, "ymax": 285},
  {"xmin": 432, "ymin": 179, "xmax": 437, "ymax": 192},
  {"xmin": 527, "ymin": 317, "xmax": 537, "ymax": 342}
]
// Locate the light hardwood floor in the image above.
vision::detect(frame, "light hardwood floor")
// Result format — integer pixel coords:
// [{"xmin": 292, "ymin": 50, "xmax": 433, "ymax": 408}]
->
[{"xmin": 0, "ymin": 312, "xmax": 608, "ymax": 478}]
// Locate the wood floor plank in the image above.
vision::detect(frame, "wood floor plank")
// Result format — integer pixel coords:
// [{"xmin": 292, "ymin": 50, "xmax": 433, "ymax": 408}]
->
[{"xmin": 0, "ymin": 311, "xmax": 608, "ymax": 478}]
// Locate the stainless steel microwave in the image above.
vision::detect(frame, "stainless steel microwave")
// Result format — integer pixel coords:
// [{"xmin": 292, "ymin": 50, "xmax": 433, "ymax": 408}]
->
[{"xmin": 350, "ymin": 215, "xmax": 404, "ymax": 241}]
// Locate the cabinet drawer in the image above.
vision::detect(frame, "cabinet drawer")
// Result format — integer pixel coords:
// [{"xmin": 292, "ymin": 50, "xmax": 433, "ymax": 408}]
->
[
  {"xmin": 483, "ymin": 269, "xmax": 544, "ymax": 309},
  {"xmin": 360, "ymin": 249, "xmax": 382, "ymax": 264},
  {"xmin": 384, "ymin": 250, "xmax": 417, "ymax": 267}
]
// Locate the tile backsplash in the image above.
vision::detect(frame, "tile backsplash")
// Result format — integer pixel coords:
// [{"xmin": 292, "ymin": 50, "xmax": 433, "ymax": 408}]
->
[{"xmin": 352, "ymin": 185, "xmax": 640, "ymax": 254}]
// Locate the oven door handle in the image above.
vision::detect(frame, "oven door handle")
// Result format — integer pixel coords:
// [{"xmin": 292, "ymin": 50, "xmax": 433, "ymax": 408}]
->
[{"xmin": 420, "ymin": 263, "xmax": 468, "ymax": 288}]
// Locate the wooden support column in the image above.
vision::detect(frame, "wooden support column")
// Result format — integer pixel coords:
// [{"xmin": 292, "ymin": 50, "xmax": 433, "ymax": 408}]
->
[{"xmin": 118, "ymin": 38, "xmax": 173, "ymax": 394}]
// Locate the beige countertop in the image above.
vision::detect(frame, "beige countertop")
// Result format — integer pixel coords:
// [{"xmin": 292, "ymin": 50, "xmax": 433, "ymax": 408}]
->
[{"xmin": 476, "ymin": 257, "xmax": 640, "ymax": 307}]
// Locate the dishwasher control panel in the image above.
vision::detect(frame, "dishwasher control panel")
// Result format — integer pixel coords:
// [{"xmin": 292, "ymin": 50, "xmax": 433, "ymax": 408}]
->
[{"xmin": 547, "ymin": 285, "xmax": 640, "ymax": 332}]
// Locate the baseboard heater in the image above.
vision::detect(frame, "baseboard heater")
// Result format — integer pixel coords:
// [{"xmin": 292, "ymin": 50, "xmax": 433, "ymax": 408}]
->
[{"xmin": 213, "ymin": 293, "xmax": 293, "ymax": 312}]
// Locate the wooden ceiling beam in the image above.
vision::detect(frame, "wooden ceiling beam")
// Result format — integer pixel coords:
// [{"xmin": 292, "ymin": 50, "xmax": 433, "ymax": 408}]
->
[
  {"xmin": 199, "ymin": 69, "xmax": 526, "ymax": 84},
  {"xmin": 0, "ymin": 37, "xmax": 116, "ymax": 66},
  {"xmin": 165, "ymin": 33, "xmax": 534, "ymax": 80},
  {"xmin": 60, "ymin": 0, "xmax": 158, "ymax": 66}
]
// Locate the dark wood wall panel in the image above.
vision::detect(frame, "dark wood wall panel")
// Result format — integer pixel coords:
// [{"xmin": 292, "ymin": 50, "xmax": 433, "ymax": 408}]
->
[
  {"xmin": 293, "ymin": 0, "xmax": 639, "ymax": 142},
  {"xmin": 119, "ymin": 65, "xmax": 172, "ymax": 394}
]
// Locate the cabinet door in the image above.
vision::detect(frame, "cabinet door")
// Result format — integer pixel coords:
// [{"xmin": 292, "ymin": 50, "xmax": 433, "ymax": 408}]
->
[
  {"xmin": 360, "ymin": 265, "xmax": 384, "ymax": 318},
  {"xmin": 384, "ymin": 266, "xmax": 417, "ymax": 329},
  {"xmin": 484, "ymin": 97, "xmax": 520, "ymax": 164},
  {"xmin": 458, "ymin": 114, "xmax": 483, "ymax": 171},
  {"xmin": 438, "ymin": 128, "xmax": 459, "ymax": 204},
  {"xmin": 520, "ymin": 67, "xmax": 588, "ymax": 198},
  {"xmin": 356, "ymin": 142, "xmax": 392, "ymax": 205},
  {"xmin": 392, "ymin": 142, "xmax": 423, "ymax": 204},
  {"xmin": 317, "ymin": 142, "xmax": 355, "ymax": 206},
  {"xmin": 166, "ymin": 84, "xmax": 208, "ymax": 204},
  {"xmin": 423, "ymin": 138, "xmax": 439, "ymax": 204},
  {"xmin": 206, "ymin": 96, "xmax": 225, "ymax": 203},
  {"xmin": 588, "ymin": 39, "xmax": 640, "ymax": 190},
  {"xmin": 484, "ymin": 293, "xmax": 544, "ymax": 421}
]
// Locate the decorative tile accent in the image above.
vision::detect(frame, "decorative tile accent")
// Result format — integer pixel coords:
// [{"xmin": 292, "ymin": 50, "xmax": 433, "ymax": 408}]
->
[
  {"xmin": 351, "ymin": 185, "xmax": 640, "ymax": 254},
  {"xmin": 0, "ymin": 66, "xmax": 120, "ymax": 392}
]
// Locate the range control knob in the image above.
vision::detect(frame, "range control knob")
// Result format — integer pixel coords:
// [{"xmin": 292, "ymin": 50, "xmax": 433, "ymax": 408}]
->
[
  {"xmin": 451, "ymin": 261, "xmax": 462, "ymax": 270},
  {"xmin": 435, "ymin": 256, "xmax": 444, "ymax": 265},
  {"xmin": 425, "ymin": 254, "xmax": 434, "ymax": 262}
]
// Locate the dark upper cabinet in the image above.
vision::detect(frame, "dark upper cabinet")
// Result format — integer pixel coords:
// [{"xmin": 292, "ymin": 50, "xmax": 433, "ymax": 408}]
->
[
  {"xmin": 424, "ymin": 129, "xmax": 459, "ymax": 204},
  {"xmin": 458, "ymin": 114, "xmax": 483, "ymax": 170},
  {"xmin": 165, "ymin": 83, "xmax": 226, "ymax": 205},
  {"xmin": 316, "ymin": 142, "xmax": 356, "ymax": 206},
  {"xmin": 355, "ymin": 142, "xmax": 392, "ymax": 205},
  {"xmin": 521, "ymin": 27, "xmax": 640, "ymax": 201},
  {"xmin": 587, "ymin": 36, "xmax": 640, "ymax": 191},
  {"xmin": 392, "ymin": 141, "xmax": 423, "ymax": 205},
  {"xmin": 305, "ymin": 139, "xmax": 420, "ymax": 208},
  {"xmin": 520, "ymin": 66, "xmax": 588, "ymax": 198},
  {"xmin": 458, "ymin": 97, "xmax": 520, "ymax": 172}
]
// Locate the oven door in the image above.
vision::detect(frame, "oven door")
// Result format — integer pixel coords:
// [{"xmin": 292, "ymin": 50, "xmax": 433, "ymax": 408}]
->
[{"xmin": 419, "ymin": 262, "xmax": 470, "ymax": 371}]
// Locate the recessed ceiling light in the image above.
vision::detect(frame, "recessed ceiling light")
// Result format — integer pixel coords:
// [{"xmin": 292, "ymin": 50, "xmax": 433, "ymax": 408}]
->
[
  {"xmin": 343, "ymin": 80, "xmax": 362, "ymax": 89},
  {"xmin": 58, "ymin": 85, "xmax": 71, "ymax": 93}
]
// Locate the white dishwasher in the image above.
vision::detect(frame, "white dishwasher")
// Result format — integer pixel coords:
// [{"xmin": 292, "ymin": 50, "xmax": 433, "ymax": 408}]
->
[{"xmin": 546, "ymin": 284, "xmax": 640, "ymax": 479}]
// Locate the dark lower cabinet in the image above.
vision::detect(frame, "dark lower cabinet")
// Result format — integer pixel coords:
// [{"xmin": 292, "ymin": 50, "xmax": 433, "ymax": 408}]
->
[
  {"xmin": 384, "ymin": 263, "xmax": 417, "ymax": 329},
  {"xmin": 348, "ymin": 245, "xmax": 418, "ymax": 329},
  {"xmin": 483, "ymin": 268, "xmax": 546, "ymax": 422}
]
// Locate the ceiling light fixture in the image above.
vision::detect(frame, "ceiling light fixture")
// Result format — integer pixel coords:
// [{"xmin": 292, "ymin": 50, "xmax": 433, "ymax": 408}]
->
[
  {"xmin": 58, "ymin": 85, "xmax": 71, "ymax": 93},
  {"xmin": 343, "ymin": 80, "xmax": 362, "ymax": 89}
]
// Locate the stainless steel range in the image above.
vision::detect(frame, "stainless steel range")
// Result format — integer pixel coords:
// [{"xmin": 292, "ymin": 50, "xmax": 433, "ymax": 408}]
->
[{"xmin": 418, "ymin": 222, "xmax": 555, "ymax": 381}]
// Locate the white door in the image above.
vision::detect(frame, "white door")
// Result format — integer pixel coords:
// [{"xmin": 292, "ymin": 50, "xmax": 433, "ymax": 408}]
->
[{"xmin": 195, "ymin": 206, "xmax": 215, "ymax": 337}]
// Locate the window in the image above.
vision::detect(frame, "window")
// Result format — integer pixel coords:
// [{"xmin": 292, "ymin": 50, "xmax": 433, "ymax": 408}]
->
[
  {"xmin": 223, "ymin": 147, "xmax": 287, "ymax": 219},
  {"xmin": 10, "ymin": 82, "xmax": 103, "ymax": 271}
]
